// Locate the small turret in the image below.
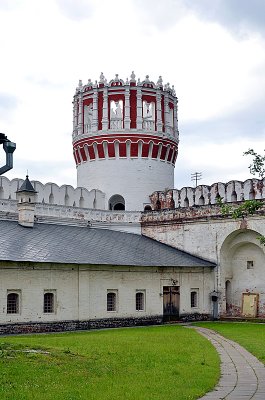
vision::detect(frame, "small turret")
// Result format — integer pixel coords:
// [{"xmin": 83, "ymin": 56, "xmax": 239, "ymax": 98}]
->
[{"xmin": 16, "ymin": 175, "xmax": 37, "ymax": 228}]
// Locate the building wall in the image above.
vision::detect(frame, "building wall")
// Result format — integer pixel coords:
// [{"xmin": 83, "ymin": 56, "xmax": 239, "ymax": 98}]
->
[
  {"xmin": 0, "ymin": 199, "xmax": 142, "ymax": 234},
  {"xmin": 220, "ymin": 230, "xmax": 265, "ymax": 317},
  {"xmin": 142, "ymin": 207, "xmax": 265, "ymax": 318},
  {"xmin": 0, "ymin": 262, "xmax": 214, "ymax": 326}
]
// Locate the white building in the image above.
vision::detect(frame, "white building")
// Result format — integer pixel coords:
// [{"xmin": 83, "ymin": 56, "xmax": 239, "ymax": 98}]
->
[{"xmin": 0, "ymin": 72, "xmax": 264, "ymax": 334}]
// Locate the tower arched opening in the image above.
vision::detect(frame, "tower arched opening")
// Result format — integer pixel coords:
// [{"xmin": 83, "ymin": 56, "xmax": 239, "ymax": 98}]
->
[{"xmin": 109, "ymin": 194, "xmax": 125, "ymax": 211}]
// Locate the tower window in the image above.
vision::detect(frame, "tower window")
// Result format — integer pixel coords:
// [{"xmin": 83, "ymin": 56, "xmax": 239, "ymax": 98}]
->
[
  {"xmin": 144, "ymin": 205, "xmax": 152, "ymax": 211},
  {"xmin": 109, "ymin": 194, "xmax": 125, "ymax": 211}
]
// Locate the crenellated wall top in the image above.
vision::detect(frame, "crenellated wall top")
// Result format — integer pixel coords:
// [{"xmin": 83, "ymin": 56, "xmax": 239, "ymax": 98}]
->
[{"xmin": 148, "ymin": 178, "xmax": 265, "ymax": 211}]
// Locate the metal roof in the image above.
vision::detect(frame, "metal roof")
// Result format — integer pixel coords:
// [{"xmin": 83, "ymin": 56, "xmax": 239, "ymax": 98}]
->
[
  {"xmin": 16, "ymin": 175, "xmax": 37, "ymax": 193},
  {"xmin": 0, "ymin": 220, "xmax": 216, "ymax": 268}
]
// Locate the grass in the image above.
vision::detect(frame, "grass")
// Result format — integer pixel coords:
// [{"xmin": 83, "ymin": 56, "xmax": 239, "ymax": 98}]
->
[
  {"xmin": 195, "ymin": 322, "xmax": 265, "ymax": 365},
  {"xmin": 0, "ymin": 325, "xmax": 219, "ymax": 400}
]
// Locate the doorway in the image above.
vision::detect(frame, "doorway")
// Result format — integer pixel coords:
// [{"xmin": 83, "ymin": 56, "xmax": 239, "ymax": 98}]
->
[
  {"xmin": 163, "ymin": 286, "xmax": 180, "ymax": 321},
  {"xmin": 242, "ymin": 293, "xmax": 258, "ymax": 317}
]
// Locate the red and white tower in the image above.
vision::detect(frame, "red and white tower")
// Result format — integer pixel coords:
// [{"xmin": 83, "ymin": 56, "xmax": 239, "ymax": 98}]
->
[{"xmin": 72, "ymin": 72, "xmax": 179, "ymax": 211}]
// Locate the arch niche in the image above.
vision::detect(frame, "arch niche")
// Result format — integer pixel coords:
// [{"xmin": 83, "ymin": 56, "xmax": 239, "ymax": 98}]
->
[
  {"xmin": 220, "ymin": 229, "xmax": 265, "ymax": 318},
  {"xmin": 109, "ymin": 194, "xmax": 125, "ymax": 211}
]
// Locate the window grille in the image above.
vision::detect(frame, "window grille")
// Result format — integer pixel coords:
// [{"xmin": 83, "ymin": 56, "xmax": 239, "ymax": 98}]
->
[
  {"xmin": 136, "ymin": 292, "xmax": 144, "ymax": 311},
  {"xmin": 44, "ymin": 292, "xmax": 54, "ymax": 313},
  {"xmin": 247, "ymin": 261, "xmax": 254, "ymax": 269},
  {"xmin": 191, "ymin": 291, "xmax": 198, "ymax": 308},
  {"xmin": 107, "ymin": 292, "xmax": 116, "ymax": 311},
  {"xmin": 7, "ymin": 293, "xmax": 19, "ymax": 314}
]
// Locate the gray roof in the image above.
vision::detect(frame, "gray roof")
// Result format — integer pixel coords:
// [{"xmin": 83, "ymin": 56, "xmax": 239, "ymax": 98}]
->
[
  {"xmin": 0, "ymin": 220, "xmax": 215, "ymax": 268},
  {"xmin": 16, "ymin": 175, "xmax": 37, "ymax": 193}
]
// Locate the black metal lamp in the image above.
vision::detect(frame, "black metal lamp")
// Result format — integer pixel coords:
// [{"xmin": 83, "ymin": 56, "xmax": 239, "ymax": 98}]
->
[{"xmin": 0, "ymin": 133, "xmax": 16, "ymax": 175}]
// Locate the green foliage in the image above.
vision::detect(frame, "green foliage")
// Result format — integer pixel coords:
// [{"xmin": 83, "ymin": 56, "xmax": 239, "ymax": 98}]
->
[
  {"xmin": 0, "ymin": 326, "xmax": 219, "ymax": 400},
  {"xmin": 257, "ymin": 235, "xmax": 265, "ymax": 245},
  {"xmin": 244, "ymin": 148, "xmax": 265, "ymax": 179},
  {"xmin": 217, "ymin": 196, "xmax": 265, "ymax": 245},
  {"xmin": 232, "ymin": 199, "xmax": 263, "ymax": 218},
  {"xmin": 216, "ymin": 196, "xmax": 263, "ymax": 219}
]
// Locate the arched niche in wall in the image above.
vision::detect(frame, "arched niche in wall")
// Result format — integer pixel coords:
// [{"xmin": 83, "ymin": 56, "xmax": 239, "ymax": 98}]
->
[
  {"xmin": 220, "ymin": 229, "xmax": 265, "ymax": 318},
  {"xmin": 109, "ymin": 194, "xmax": 125, "ymax": 211}
]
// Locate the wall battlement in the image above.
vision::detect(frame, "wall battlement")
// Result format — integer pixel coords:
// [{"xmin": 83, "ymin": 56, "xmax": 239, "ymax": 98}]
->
[
  {"xmin": 149, "ymin": 178, "xmax": 265, "ymax": 210},
  {"xmin": 0, "ymin": 176, "xmax": 105, "ymax": 209},
  {"xmin": 1, "ymin": 177, "xmax": 264, "ymax": 213}
]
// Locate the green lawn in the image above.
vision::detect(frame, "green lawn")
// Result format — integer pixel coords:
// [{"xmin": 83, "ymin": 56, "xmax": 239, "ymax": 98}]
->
[
  {"xmin": 195, "ymin": 322, "xmax": 265, "ymax": 364},
  {"xmin": 0, "ymin": 325, "xmax": 219, "ymax": 400}
]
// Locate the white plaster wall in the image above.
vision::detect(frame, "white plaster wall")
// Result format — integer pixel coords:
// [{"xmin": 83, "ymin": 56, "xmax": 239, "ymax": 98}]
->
[
  {"xmin": 220, "ymin": 230, "xmax": 265, "ymax": 316},
  {"xmin": 227, "ymin": 243, "xmax": 265, "ymax": 313},
  {"xmin": 0, "ymin": 177, "xmax": 106, "ymax": 209},
  {"xmin": 0, "ymin": 200, "xmax": 142, "ymax": 234},
  {"xmin": 0, "ymin": 263, "xmax": 214, "ymax": 324},
  {"xmin": 142, "ymin": 213, "xmax": 265, "ymax": 264},
  {"xmin": 142, "ymin": 209, "xmax": 265, "ymax": 317},
  {"xmin": 77, "ymin": 158, "xmax": 175, "ymax": 211}
]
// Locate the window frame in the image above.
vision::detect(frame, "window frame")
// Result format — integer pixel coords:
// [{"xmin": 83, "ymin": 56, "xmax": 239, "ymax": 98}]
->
[
  {"xmin": 43, "ymin": 291, "xmax": 56, "ymax": 314},
  {"xmin": 6, "ymin": 291, "xmax": 20, "ymax": 314},
  {"xmin": 190, "ymin": 289, "xmax": 199, "ymax": 309},
  {"xmin": 135, "ymin": 291, "xmax": 145, "ymax": 312},
  {"xmin": 107, "ymin": 290, "xmax": 118, "ymax": 312},
  {"xmin": 247, "ymin": 260, "xmax": 254, "ymax": 269}
]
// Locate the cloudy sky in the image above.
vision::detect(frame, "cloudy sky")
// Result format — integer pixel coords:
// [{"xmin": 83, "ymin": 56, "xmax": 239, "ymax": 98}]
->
[{"xmin": 0, "ymin": 0, "xmax": 265, "ymax": 189}]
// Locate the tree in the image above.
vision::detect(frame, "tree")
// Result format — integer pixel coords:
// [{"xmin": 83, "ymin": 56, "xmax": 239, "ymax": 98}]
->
[{"xmin": 243, "ymin": 148, "xmax": 265, "ymax": 179}]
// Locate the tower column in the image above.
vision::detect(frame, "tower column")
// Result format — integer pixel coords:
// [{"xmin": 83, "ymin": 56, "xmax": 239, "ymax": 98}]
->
[
  {"xmin": 92, "ymin": 87, "xmax": 98, "ymax": 133},
  {"xmin": 124, "ymin": 85, "xmax": 130, "ymax": 130},
  {"xmin": 173, "ymin": 98, "xmax": 179, "ymax": 139},
  {"xmin": 156, "ymin": 90, "xmax": 163, "ymax": 133},
  {"xmin": 102, "ymin": 86, "xmax": 109, "ymax": 130},
  {"xmin": 73, "ymin": 97, "xmax": 78, "ymax": 135},
  {"xmin": 164, "ymin": 92, "xmax": 170, "ymax": 135},
  {"xmin": 77, "ymin": 94, "xmax": 83, "ymax": 136},
  {"xmin": 136, "ymin": 86, "xmax": 143, "ymax": 130}
]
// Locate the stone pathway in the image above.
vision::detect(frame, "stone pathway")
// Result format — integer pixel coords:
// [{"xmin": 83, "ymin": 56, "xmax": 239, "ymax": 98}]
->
[{"xmin": 193, "ymin": 327, "xmax": 265, "ymax": 400}]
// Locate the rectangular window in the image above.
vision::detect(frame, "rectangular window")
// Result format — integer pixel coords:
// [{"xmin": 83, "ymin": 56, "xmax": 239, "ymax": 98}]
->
[
  {"xmin": 191, "ymin": 289, "xmax": 199, "ymax": 308},
  {"xmin": 107, "ymin": 290, "xmax": 117, "ymax": 312},
  {"xmin": 136, "ymin": 291, "xmax": 145, "ymax": 311},
  {"xmin": 43, "ymin": 291, "xmax": 56, "ymax": 313},
  {"xmin": 247, "ymin": 260, "xmax": 254, "ymax": 269},
  {"xmin": 7, "ymin": 291, "xmax": 20, "ymax": 314}
]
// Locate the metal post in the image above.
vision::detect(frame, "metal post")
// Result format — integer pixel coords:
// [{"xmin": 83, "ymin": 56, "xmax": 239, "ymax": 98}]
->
[{"xmin": 0, "ymin": 133, "xmax": 16, "ymax": 175}]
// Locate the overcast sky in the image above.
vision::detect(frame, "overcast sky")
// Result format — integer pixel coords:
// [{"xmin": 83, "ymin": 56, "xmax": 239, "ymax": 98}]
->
[{"xmin": 0, "ymin": 0, "xmax": 265, "ymax": 189}]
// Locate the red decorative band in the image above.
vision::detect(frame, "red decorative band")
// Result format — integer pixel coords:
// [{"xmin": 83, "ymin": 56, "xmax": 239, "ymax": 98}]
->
[{"xmin": 73, "ymin": 135, "xmax": 178, "ymax": 166}]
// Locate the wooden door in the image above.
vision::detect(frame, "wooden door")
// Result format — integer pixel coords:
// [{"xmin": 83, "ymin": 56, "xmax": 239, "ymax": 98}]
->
[
  {"xmin": 163, "ymin": 286, "xmax": 180, "ymax": 321},
  {"xmin": 242, "ymin": 293, "xmax": 258, "ymax": 317}
]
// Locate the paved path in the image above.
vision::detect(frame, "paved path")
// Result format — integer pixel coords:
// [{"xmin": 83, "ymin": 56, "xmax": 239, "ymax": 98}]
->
[{"xmin": 193, "ymin": 327, "xmax": 265, "ymax": 400}]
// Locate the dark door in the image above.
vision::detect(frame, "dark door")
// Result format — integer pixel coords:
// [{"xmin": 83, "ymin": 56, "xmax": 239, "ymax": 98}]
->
[{"xmin": 163, "ymin": 286, "xmax": 180, "ymax": 321}]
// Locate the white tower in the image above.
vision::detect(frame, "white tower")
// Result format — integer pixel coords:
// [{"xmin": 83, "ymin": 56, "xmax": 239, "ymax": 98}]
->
[{"xmin": 72, "ymin": 73, "xmax": 179, "ymax": 211}]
